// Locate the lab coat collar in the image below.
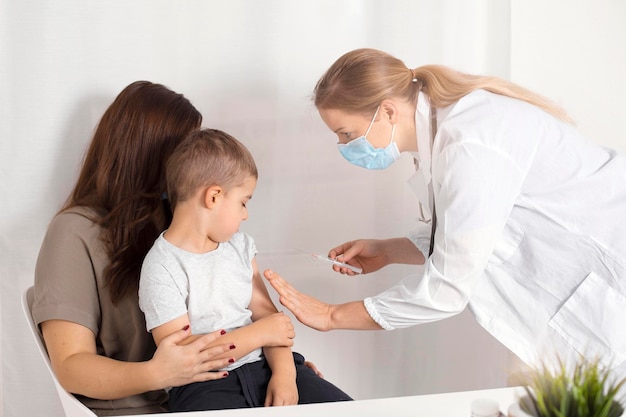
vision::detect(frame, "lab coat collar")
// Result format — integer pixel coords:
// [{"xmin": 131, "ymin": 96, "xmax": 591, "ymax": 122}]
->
[
  {"xmin": 415, "ymin": 91, "xmax": 433, "ymax": 185},
  {"xmin": 407, "ymin": 92, "xmax": 435, "ymax": 221}
]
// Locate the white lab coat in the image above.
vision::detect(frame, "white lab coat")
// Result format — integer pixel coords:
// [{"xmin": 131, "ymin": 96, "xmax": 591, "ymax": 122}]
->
[{"xmin": 364, "ymin": 90, "xmax": 626, "ymax": 377}]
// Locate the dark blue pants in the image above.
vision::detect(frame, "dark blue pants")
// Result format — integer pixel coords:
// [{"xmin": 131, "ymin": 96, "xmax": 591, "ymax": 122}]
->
[{"xmin": 169, "ymin": 352, "xmax": 353, "ymax": 411}]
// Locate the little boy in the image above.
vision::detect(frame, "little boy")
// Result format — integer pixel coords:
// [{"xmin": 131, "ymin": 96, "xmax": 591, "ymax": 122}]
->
[{"xmin": 139, "ymin": 128, "xmax": 351, "ymax": 411}]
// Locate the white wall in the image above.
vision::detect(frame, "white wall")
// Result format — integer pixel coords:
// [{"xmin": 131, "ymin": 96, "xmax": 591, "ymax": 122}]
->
[
  {"xmin": 1, "ymin": 1, "xmax": 624, "ymax": 416},
  {"xmin": 510, "ymin": 0, "xmax": 626, "ymax": 154}
]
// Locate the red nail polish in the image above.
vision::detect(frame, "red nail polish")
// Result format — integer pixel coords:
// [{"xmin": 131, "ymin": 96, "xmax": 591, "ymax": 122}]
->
[
  {"xmin": 229, "ymin": 358, "xmax": 235, "ymax": 363},
  {"xmin": 223, "ymin": 372, "xmax": 229, "ymax": 377},
  {"xmin": 220, "ymin": 330, "xmax": 226, "ymax": 335},
  {"xmin": 229, "ymin": 344, "xmax": 236, "ymax": 349},
  {"xmin": 182, "ymin": 325, "xmax": 190, "ymax": 331}
]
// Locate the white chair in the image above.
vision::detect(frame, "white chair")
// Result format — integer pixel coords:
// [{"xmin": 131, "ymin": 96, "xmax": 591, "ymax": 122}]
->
[{"xmin": 22, "ymin": 286, "xmax": 98, "ymax": 417}]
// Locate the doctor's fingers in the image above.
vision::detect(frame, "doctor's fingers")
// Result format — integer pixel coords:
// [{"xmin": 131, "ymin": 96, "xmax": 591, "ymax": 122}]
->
[
  {"xmin": 332, "ymin": 263, "xmax": 359, "ymax": 276},
  {"xmin": 263, "ymin": 269, "xmax": 293, "ymax": 296},
  {"xmin": 263, "ymin": 270, "xmax": 302, "ymax": 313},
  {"xmin": 329, "ymin": 239, "xmax": 365, "ymax": 262},
  {"xmin": 328, "ymin": 242, "xmax": 351, "ymax": 260}
]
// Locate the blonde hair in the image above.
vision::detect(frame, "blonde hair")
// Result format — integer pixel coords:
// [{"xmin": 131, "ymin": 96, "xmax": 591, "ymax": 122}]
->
[
  {"xmin": 314, "ymin": 48, "xmax": 572, "ymax": 123},
  {"xmin": 166, "ymin": 128, "xmax": 258, "ymax": 210}
]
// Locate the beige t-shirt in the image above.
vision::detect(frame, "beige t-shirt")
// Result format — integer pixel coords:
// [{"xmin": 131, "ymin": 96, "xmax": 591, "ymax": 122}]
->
[{"xmin": 32, "ymin": 207, "xmax": 168, "ymax": 416}]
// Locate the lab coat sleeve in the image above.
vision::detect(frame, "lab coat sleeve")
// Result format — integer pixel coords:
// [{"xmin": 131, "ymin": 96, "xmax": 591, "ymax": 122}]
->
[
  {"xmin": 365, "ymin": 140, "xmax": 525, "ymax": 330},
  {"xmin": 406, "ymin": 221, "xmax": 433, "ymax": 259}
]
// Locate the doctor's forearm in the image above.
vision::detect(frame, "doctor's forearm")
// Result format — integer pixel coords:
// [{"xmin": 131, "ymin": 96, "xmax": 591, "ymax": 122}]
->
[
  {"xmin": 386, "ymin": 238, "xmax": 425, "ymax": 265},
  {"xmin": 329, "ymin": 301, "xmax": 384, "ymax": 330}
]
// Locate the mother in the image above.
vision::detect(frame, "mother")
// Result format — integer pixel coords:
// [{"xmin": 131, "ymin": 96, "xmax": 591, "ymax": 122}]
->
[{"xmin": 33, "ymin": 81, "xmax": 293, "ymax": 415}]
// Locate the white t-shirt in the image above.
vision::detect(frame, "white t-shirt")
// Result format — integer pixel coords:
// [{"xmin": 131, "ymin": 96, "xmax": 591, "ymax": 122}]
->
[{"xmin": 139, "ymin": 231, "xmax": 262, "ymax": 371}]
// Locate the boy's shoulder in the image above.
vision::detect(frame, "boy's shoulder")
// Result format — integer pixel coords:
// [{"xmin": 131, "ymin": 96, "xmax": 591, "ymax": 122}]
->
[
  {"xmin": 142, "ymin": 233, "xmax": 171, "ymax": 266},
  {"xmin": 229, "ymin": 232, "xmax": 254, "ymax": 246},
  {"xmin": 227, "ymin": 232, "xmax": 256, "ymax": 255}
]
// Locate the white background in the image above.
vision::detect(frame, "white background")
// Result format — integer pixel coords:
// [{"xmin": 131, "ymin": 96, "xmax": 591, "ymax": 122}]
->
[{"xmin": 1, "ymin": 1, "xmax": 624, "ymax": 416}]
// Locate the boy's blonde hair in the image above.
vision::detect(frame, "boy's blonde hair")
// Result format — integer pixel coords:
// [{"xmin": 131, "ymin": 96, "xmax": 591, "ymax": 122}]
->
[
  {"xmin": 166, "ymin": 128, "xmax": 258, "ymax": 210},
  {"xmin": 314, "ymin": 48, "xmax": 571, "ymax": 123}
]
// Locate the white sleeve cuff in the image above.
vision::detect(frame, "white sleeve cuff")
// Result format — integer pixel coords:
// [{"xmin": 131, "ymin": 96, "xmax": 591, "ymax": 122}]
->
[{"xmin": 364, "ymin": 297, "xmax": 395, "ymax": 330}]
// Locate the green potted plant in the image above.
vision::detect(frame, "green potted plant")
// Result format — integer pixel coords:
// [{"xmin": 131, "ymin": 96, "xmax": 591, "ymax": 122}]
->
[{"xmin": 508, "ymin": 358, "xmax": 625, "ymax": 417}]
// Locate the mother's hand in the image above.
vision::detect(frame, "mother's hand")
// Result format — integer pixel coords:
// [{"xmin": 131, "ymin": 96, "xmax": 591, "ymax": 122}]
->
[
  {"xmin": 263, "ymin": 270, "xmax": 333, "ymax": 332},
  {"xmin": 151, "ymin": 327, "xmax": 234, "ymax": 388}
]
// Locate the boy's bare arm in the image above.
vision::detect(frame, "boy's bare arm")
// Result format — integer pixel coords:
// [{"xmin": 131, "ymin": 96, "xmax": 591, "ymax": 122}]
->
[
  {"xmin": 263, "ymin": 346, "xmax": 298, "ymax": 406},
  {"xmin": 248, "ymin": 258, "xmax": 298, "ymax": 405},
  {"xmin": 248, "ymin": 258, "xmax": 281, "ymax": 319},
  {"xmin": 195, "ymin": 313, "xmax": 294, "ymax": 362},
  {"xmin": 151, "ymin": 312, "xmax": 294, "ymax": 363}
]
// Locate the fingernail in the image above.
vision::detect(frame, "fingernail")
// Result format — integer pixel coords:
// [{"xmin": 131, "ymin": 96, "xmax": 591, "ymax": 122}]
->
[
  {"xmin": 182, "ymin": 325, "xmax": 190, "ymax": 331},
  {"xmin": 223, "ymin": 372, "xmax": 229, "ymax": 377},
  {"xmin": 229, "ymin": 358, "xmax": 235, "ymax": 363},
  {"xmin": 220, "ymin": 329, "xmax": 226, "ymax": 335},
  {"xmin": 230, "ymin": 344, "xmax": 236, "ymax": 349}
]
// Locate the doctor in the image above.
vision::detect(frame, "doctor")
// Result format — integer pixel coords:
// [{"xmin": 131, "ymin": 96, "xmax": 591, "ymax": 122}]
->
[{"xmin": 264, "ymin": 48, "xmax": 626, "ymax": 378}]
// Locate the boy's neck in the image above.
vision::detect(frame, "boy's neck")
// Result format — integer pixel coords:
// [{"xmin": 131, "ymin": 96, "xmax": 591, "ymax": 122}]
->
[{"xmin": 164, "ymin": 206, "xmax": 218, "ymax": 254}]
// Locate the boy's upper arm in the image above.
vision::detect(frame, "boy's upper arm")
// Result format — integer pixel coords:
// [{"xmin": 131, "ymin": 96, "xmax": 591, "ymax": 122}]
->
[
  {"xmin": 139, "ymin": 253, "xmax": 188, "ymax": 337},
  {"xmin": 151, "ymin": 313, "xmax": 190, "ymax": 346},
  {"xmin": 249, "ymin": 258, "xmax": 279, "ymax": 321}
]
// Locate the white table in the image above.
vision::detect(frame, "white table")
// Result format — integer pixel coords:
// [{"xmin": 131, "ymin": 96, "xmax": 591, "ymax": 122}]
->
[{"xmin": 169, "ymin": 386, "xmax": 523, "ymax": 416}]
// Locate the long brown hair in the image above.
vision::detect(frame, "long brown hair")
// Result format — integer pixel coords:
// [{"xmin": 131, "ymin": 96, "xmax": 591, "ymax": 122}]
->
[
  {"xmin": 314, "ymin": 48, "xmax": 571, "ymax": 123},
  {"xmin": 63, "ymin": 81, "xmax": 202, "ymax": 304}
]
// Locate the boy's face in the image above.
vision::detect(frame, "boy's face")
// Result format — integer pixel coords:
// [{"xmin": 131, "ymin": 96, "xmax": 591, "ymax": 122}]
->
[{"xmin": 212, "ymin": 175, "xmax": 257, "ymax": 242}]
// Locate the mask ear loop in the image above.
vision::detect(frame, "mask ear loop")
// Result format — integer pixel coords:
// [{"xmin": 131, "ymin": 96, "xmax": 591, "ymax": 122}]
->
[
  {"xmin": 388, "ymin": 123, "xmax": 396, "ymax": 145},
  {"xmin": 363, "ymin": 106, "xmax": 381, "ymax": 138}
]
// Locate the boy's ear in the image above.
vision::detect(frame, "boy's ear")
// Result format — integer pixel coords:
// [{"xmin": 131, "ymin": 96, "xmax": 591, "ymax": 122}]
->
[{"xmin": 204, "ymin": 186, "xmax": 223, "ymax": 208}]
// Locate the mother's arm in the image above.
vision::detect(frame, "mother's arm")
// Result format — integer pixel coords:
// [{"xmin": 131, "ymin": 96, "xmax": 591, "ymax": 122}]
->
[
  {"xmin": 150, "ymin": 310, "xmax": 295, "ymax": 363},
  {"xmin": 42, "ymin": 320, "xmax": 233, "ymax": 399}
]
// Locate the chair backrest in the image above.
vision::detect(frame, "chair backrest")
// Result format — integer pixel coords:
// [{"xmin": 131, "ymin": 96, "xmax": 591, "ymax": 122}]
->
[{"xmin": 22, "ymin": 286, "xmax": 98, "ymax": 417}]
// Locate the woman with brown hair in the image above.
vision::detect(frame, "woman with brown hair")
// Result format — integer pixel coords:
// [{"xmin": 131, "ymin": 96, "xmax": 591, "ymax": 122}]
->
[
  {"xmin": 265, "ymin": 48, "xmax": 626, "ymax": 380},
  {"xmin": 32, "ymin": 81, "xmax": 296, "ymax": 415}
]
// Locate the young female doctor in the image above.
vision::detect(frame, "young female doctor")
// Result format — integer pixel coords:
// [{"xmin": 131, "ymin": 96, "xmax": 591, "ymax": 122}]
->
[{"xmin": 264, "ymin": 48, "xmax": 626, "ymax": 379}]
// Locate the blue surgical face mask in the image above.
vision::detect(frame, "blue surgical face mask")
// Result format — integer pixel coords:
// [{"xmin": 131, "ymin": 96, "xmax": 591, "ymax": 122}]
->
[{"xmin": 337, "ymin": 106, "xmax": 400, "ymax": 170}]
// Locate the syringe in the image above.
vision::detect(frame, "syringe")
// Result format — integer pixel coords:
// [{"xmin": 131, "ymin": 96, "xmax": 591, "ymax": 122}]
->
[{"xmin": 304, "ymin": 251, "xmax": 363, "ymax": 274}]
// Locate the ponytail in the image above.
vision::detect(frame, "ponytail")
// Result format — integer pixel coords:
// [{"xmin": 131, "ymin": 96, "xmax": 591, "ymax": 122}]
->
[
  {"xmin": 314, "ymin": 48, "xmax": 571, "ymax": 123},
  {"xmin": 412, "ymin": 64, "xmax": 572, "ymax": 123}
]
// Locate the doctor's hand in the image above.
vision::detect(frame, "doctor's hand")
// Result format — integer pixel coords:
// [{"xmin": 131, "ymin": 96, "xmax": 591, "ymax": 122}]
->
[
  {"xmin": 328, "ymin": 239, "xmax": 390, "ymax": 275},
  {"xmin": 329, "ymin": 237, "xmax": 425, "ymax": 275},
  {"xmin": 263, "ymin": 269, "xmax": 333, "ymax": 332}
]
